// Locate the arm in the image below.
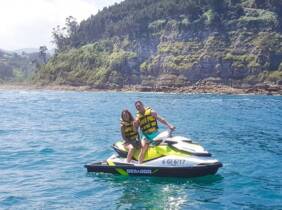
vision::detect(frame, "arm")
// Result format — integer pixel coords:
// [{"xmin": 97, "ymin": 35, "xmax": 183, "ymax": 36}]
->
[
  {"xmin": 120, "ymin": 125, "xmax": 131, "ymax": 143},
  {"xmin": 152, "ymin": 111, "xmax": 176, "ymax": 131},
  {"xmin": 133, "ymin": 117, "xmax": 140, "ymax": 129}
]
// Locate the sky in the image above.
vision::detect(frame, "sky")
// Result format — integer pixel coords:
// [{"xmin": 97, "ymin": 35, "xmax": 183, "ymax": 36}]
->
[{"xmin": 0, "ymin": 0, "xmax": 123, "ymax": 51}]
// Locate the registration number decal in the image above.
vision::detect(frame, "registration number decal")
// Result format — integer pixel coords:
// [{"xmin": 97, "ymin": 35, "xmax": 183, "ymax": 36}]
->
[{"xmin": 162, "ymin": 159, "xmax": 186, "ymax": 166}]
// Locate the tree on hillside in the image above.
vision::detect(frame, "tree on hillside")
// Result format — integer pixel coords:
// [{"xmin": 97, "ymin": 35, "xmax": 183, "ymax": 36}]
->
[
  {"xmin": 52, "ymin": 16, "xmax": 79, "ymax": 51},
  {"xmin": 0, "ymin": 63, "xmax": 13, "ymax": 80},
  {"xmin": 39, "ymin": 46, "xmax": 48, "ymax": 64}
]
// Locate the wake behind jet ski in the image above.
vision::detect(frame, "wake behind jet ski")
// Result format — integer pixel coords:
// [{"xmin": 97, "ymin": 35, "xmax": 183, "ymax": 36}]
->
[{"xmin": 85, "ymin": 131, "xmax": 222, "ymax": 178}]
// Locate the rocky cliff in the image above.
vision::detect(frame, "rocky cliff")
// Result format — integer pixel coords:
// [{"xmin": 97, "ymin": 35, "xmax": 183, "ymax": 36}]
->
[{"xmin": 34, "ymin": 0, "xmax": 282, "ymax": 89}]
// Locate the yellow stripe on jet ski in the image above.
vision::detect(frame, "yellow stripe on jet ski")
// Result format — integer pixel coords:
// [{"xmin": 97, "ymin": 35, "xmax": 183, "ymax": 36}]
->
[
  {"xmin": 116, "ymin": 168, "xmax": 128, "ymax": 176},
  {"xmin": 115, "ymin": 140, "xmax": 191, "ymax": 162},
  {"xmin": 135, "ymin": 145, "xmax": 190, "ymax": 161},
  {"xmin": 107, "ymin": 159, "xmax": 129, "ymax": 176},
  {"xmin": 107, "ymin": 160, "xmax": 115, "ymax": 166},
  {"xmin": 152, "ymin": 169, "xmax": 159, "ymax": 174}
]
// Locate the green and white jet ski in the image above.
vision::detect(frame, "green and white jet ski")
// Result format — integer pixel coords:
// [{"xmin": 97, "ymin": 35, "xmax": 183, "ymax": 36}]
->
[{"xmin": 85, "ymin": 131, "xmax": 222, "ymax": 178}]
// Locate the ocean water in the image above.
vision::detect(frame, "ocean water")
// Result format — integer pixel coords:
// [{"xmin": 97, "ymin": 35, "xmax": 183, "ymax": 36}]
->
[{"xmin": 0, "ymin": 90, "xmax": 281, "ymax": 210}]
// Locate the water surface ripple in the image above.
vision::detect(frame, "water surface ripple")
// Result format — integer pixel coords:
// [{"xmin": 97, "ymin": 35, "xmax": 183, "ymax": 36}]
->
[{"xmin": 0, "ymin": 91, "xmax": 281, "ymax": 209}]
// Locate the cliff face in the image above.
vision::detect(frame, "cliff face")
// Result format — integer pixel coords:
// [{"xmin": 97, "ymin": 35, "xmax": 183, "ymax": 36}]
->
[
  {"xmin": 141, "ymin": 30, "xmax": 282, "ymax": 87},
  {"xmin": 34, "ymin": 0, "xmax": 282, "ymax": 88}
]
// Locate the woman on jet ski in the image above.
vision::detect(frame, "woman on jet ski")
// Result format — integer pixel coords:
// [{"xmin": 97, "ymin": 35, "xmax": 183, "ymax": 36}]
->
[
  {"xmin": 120, "ymin": 109, "xmax": 140, "ymax": 163},
  {"xmin": 134, "ymin": 101, "xmax": 175, "ymax": 164}
]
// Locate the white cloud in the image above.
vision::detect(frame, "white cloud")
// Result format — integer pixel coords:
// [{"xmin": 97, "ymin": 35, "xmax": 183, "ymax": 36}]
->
[{"xmin": 0, "ymin": 0, "xmax": 123, "ymax": 50}]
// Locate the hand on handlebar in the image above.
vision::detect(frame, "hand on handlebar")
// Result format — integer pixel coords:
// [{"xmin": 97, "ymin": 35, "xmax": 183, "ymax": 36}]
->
[{"xmin": 169, "ymin": 125, "xmax": 176, "ymax": 131}]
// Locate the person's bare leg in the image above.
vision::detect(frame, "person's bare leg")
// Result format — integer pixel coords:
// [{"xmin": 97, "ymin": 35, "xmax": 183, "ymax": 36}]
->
[
  {"xmin": 138, "ymin": 139, "xmax": 149, "ymax": 164},
  {"xmin": 126, "ymin": 144, "xmax": 134, "ymax": 163}
]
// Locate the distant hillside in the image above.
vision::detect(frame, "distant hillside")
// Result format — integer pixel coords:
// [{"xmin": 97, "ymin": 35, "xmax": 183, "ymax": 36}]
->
[
  {"xmin": 0, "ymin": 49, "xmax": 49, "ymax": 83},
  {"xmin": 34, "ymin": 0, "xmax": 282, "ymax": 88},
  {"xmin": 14, "ymin": 48, "xmax": 55, "ymax": 56},
  {"xmin": 14, "ymin": 48, "xmax": 39, "ymax": 54}
]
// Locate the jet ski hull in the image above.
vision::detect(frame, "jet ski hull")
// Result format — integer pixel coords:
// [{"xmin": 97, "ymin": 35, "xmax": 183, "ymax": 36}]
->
[
  {"xmin": 85, "ymin": 132, "xmax": 222, "ymax": 178},
  {"xmin": 84, "ymin": 161, "xmax": 222, "ymax": 178}
]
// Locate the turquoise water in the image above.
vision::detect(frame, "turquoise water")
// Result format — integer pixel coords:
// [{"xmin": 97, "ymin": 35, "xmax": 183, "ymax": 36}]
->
[{"xmin": 0, "ymin": 91, "xmax": 281, "ymax": 210}]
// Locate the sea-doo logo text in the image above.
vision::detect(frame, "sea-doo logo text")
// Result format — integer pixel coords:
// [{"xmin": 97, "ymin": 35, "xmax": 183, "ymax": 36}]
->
[
  {"xmin": 126, "ymin": 169, "xmax": 152, "ymax": 174},
  {"xmin": 162, "ymin": 159, "xmax": 186, "ymax": 166}
]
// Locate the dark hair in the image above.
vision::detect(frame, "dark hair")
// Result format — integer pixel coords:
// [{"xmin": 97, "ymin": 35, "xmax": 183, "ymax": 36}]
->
[
  {"xmin": 135, "ymin": 100, "xmax": 143, "ymax": 106},
  {"xmin": 121, "ymin": 109, "xmax": 134, "ymax": 122}
]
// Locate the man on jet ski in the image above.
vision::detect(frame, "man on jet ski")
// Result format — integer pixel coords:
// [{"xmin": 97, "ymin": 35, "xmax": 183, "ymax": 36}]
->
[
  {"xmin": 134, "ymin": 101, "xmax": 175, "ymax": 164},
  {"xmin": 120, "ymin": 110, "xmax": 140, "ymax": 163}
]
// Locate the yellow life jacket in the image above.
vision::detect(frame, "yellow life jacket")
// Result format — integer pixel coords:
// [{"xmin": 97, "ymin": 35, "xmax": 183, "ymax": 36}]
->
[
  {"xmin": 121, "ymin": 120, "xmax": 139, "ymax": 141},
  {"xmin": 136, "ymin": 107, "xmax": 158, "ymax": 134}
]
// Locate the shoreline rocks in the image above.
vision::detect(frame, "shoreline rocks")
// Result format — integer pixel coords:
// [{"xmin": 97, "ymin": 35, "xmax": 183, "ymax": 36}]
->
[{"xmin": 0, "ymin": 84, "xmax": 281, "ymax": 95}]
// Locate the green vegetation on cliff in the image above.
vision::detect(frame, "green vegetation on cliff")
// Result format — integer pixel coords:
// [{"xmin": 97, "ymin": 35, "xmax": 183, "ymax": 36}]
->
[
  {"xmin": 35, "ymin": 41, "xmax": 139, "ymax": 87},
  {"xmin": 34, "ymin": 0, "xmax": 282, "ymax": 88}
]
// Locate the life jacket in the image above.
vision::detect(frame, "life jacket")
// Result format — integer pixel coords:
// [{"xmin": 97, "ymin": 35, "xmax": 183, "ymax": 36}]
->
[
  {"xmin": 136, "ymin": 107, "xmax": 158, "ymax": 134},
  {"xmin": 121, "ymin": 120, "xmax": 139, "ymax": 141}
]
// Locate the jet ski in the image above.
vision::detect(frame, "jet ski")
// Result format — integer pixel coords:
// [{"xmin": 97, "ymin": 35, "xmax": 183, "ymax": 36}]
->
[{"xmin": 85, "ymin": 131, "xmax": 222, "ymax": 178}]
